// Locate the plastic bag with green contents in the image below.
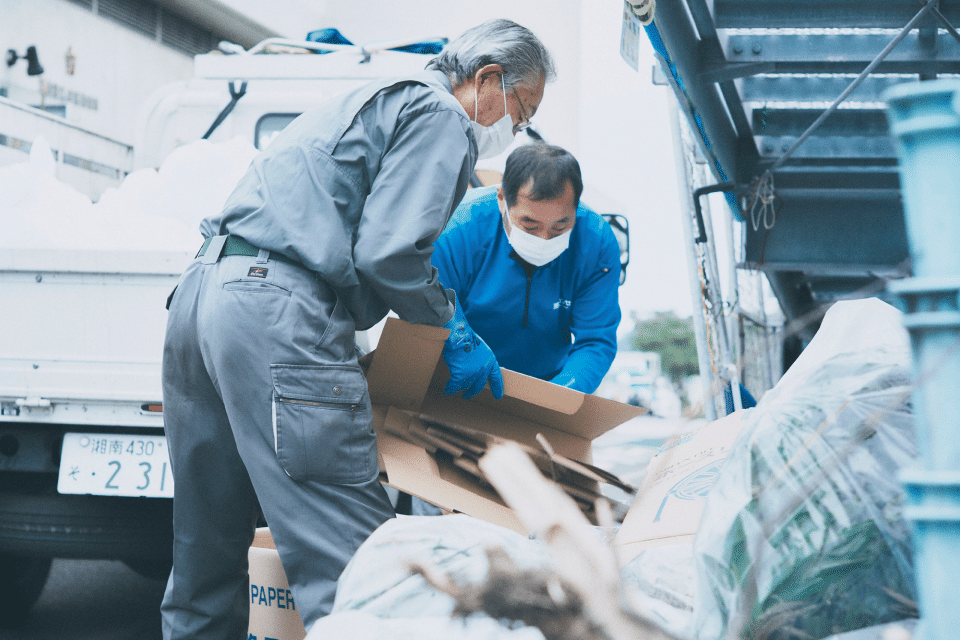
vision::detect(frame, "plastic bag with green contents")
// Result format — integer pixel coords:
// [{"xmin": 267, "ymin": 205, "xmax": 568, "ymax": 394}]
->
[{"xmin": 694, "ymin": 299, "xmax": 918, "ymax": 640}]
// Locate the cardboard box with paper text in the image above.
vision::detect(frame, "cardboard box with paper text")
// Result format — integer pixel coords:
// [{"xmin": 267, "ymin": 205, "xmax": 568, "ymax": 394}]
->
[
  {"xmin": 614, "ymin": 410, "xmax": 749, "ymax": 564},
  {"xmin": 248, "ymin": 528, "xmax": 306, "ymax": 640}
]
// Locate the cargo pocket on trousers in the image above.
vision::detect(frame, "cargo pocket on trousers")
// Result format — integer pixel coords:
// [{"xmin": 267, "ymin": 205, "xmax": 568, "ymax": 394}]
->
[{"xmin": 270, "ymin": 364, "xmax": 378, "ymax": 484}]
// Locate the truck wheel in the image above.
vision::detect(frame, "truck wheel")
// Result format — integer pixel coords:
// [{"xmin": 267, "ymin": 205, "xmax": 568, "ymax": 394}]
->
[
  {"xmin": 0, "ymin": 554, "xmax": 52, "ymax": 628},
  {"xmin": 0, "ymin": 492, "xmax": 172, "ymax": 560}
]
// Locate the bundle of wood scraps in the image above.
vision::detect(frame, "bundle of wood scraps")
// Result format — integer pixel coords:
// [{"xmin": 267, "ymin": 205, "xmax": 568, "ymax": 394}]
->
[{"xmin": 380, "ymin": 411, "xmax": 637, "ymax": 522}]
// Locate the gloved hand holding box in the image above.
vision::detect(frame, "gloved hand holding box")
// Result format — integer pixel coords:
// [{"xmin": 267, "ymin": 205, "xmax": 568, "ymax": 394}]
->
[{"xmin": 441, "ymin": 295, "xmax": 504, "ymax": 399}]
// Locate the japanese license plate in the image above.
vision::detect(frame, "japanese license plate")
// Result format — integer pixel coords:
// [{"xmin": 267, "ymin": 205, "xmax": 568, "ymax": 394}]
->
[{"xmin": 57, "ymin": 433, "xmax": 174, "ymax": 498}]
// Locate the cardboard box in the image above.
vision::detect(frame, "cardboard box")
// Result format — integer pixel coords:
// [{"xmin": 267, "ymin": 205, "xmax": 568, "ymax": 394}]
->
[
  {"xmin": 248, "ymin": 528, "xmax": 306, "ymax": 640},
  {"xmin": 364, "ymin": 318, "xmax": 645, "ymax": 534},
  {"xmin": 613, "ymin": 410, "xmax": 749, "ymax": 564}
]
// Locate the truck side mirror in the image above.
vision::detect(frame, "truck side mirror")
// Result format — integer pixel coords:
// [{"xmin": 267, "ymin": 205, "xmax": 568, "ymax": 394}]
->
[{"xmin": 602, "ymin": 213, "xmax": 629, "ymax": 286}]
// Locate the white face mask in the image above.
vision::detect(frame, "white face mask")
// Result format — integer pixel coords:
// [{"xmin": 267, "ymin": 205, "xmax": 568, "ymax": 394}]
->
[
  {"xmin": 503, "ymin": 200, "xmax": 572, "ymax": 267},
  {"xmin": 471, "ymin": 74, "xmax": 514, "ymax": 160}
]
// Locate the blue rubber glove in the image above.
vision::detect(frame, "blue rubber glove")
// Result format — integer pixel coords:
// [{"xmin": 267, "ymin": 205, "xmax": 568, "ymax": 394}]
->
[{"xmin": 441, "ymin": 297, "xmax": 504, "ymax": 399}]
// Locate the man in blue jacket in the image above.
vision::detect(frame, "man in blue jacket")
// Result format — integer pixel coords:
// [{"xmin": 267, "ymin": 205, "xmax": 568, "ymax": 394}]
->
[{"xmin": 432, "ymin": 144, "xmax": 621, "ymax": 394}]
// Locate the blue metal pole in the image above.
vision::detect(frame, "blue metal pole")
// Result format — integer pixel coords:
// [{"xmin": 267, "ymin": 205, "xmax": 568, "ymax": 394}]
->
[{"xmin": 886, "ymin": 79, "xmax": 960, "ymax": 640}]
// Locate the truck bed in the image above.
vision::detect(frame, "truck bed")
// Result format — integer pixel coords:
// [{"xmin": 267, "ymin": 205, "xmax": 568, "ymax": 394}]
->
[{"xmin": 0, "ymin": 248, "xmax": 190, "ymax": 426}]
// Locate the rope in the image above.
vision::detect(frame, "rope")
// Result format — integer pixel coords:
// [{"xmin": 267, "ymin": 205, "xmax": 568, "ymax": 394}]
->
[{"xmin": 747, "ymin": 173, "xmax": 777, "ymax": 232}]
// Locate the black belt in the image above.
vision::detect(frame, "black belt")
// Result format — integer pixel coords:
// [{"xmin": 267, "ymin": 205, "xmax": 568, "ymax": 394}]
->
[{"xmin": 196, "ymin": 236, "xmax": 299, "ymax": 267}]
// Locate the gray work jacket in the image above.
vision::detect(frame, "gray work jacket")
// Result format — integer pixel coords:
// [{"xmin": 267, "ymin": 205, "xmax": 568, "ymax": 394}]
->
[{"xmin": 201, "ymin": 70, "xmax": 477, "ymax": 330}]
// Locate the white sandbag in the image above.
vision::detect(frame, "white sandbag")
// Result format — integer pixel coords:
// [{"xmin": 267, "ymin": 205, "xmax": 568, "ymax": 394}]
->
[
  {"xmin": 0, "ymin": 135, "xmax": 257, "ymax": 252},
  {"xmin": 307, "ymin": 610, "xmax": 545, "ymax": 640},
  {"xmin": 332, "ymin": 514, "xmax": 552, "ymax": 619},
  {"xmin": 620, "ymin": 544, "xmax": 696, "ymax": 640}
]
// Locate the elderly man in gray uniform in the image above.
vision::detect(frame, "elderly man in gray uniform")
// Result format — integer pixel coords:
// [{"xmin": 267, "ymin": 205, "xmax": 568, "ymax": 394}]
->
[{"xmin": 160, "ymin": 19, "xmax": 554, "ymax": 639}]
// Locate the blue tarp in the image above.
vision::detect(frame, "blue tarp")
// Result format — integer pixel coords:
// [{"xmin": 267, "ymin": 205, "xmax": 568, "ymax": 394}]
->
[{"xmin": 306, "ymin": 28, "xmax": 448, "ymax": 55}]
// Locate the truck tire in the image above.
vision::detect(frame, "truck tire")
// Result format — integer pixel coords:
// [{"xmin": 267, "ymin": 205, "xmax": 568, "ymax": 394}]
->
[
  {"xmin": 0, "ymin": 554, "xmax": 52, "ymax": 628},
  {"xmin": 0, "ymin": 492, "xmax": 172, "ymax": 561}
]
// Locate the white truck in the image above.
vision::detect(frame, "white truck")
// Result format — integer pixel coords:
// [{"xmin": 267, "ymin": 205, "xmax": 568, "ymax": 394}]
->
[{"xmin": 0, "ymin": 37, "xmax": 445, "ymax": 626}]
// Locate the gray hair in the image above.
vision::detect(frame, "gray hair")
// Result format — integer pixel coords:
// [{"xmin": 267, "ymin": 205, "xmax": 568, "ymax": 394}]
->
[{"xmin": 426, "ymin": 19, "xmax": 556, "ymax": 90}]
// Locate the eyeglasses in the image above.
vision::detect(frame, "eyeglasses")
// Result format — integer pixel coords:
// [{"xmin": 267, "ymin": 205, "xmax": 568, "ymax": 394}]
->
[{"xmin": 512, "ymin": 89, "xmax": 533, "ymax": 133}]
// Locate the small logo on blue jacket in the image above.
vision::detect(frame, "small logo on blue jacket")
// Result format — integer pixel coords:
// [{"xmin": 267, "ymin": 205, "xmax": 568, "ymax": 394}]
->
[{"xmin": 553, "ymin": 299, "xmax": 572, "ymax": 310}]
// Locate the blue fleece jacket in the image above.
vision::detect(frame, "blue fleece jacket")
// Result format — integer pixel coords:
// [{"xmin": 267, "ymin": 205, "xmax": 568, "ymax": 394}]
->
[{"xmin": 432, "ymin": 186, "xmax": 621, "ymax": 394}]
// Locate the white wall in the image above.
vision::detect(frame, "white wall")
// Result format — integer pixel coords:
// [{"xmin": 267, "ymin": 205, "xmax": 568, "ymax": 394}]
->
[
  {"xmin": 2, "ymin": 0, "xmax": 195, "ymax": 144},
  {"xmin": 205, "ymin": 0, "xmax": 326, "ymax": 43},
  {"xmin": 577, "ymin": 0, "xmax": 690, "ymax": 319}
]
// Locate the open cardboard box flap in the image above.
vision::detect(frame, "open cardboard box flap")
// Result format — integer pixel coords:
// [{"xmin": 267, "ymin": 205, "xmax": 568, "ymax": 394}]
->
[
  {"xmin": 366, "ymin": 318, "xmax": 642, "ymax": 451},
  {"xmin": 364, "ymin": 317, "xmax": 644, "ymax": 533}
]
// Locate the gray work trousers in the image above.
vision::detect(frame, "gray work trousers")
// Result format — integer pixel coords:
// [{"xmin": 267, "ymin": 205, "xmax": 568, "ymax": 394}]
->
[{"xmin": 160, "ymin": 243, "xmax": 395, "ymax": 639}]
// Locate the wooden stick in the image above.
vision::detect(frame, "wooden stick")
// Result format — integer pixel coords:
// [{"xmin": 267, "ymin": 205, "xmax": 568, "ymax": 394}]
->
[
  {"xmin": 451, "ymin": 455, "xmax": 486, "ymax": 481},
  {"xmin": 418, "ymin": 414, "xmax": 492, "ymax": 447},
  {"xmin": 379, "ymin": 421, "xmax": 439, "ymax": 454},
  {"xmin": 424, "ymin": 425, "xmax": 487, "ymax": 458},
  {"xmin": 478, "ymin": 443, "xmax": 680, "ymax": 640},
  {"xmin": 408, "ymin": 421, "xmax": 466, "ymax": 458},
  {"xmin": 536, "ymin": 432, "xmax": 636, "ymax": 494}
]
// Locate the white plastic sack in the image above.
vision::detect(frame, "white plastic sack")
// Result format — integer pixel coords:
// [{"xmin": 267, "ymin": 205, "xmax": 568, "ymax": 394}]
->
[
  {"xmin": 820, "ymin": 618, "xmax": 917, "ymax": 640},
  {"xmin": 0, "ymin": 135, "xmax": 257, "ymax": 252},
  {"xmin": 332, "ymin": 514, "xmax": 552, "ymax": 621},
  {"xmin": 620, "ymin": 544, "xmax": 696, "ymax": 640},
  {"xmin": 307, "ymin": 610, "xmax": 545, "ymax": 640}
]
